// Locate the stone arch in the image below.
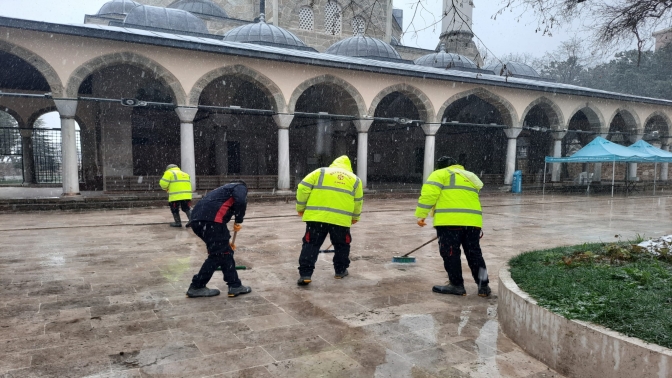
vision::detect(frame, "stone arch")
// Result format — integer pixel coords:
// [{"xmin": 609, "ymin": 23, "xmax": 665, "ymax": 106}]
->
[
  {"xmin": 436, "ymin": 87, "xmax": 518, "ymax": 127},
  {"xmin": 0, "ymin": 105, "xmax": 26, "ymax": 128},
  {"xmin": 0, "ymin": 40, "xmax": 64, "ymax": 97},
  {"xmin": 27, "ymin": 106, "xmax": 87, "ymax": 130},
  {"xmin": 607, "ymin": 107, "xmax": 641, "ymax": 135},
  {"xmin": 65, "ymin": 52, "xmax": 187, "ymax": 105},
  {"xmin": 643, "ymin": 110, "xmax": 672, "ymax": 137},
  {"xmin": 188, "ymin": 65, "xmax": 286, "ymax": 112},
  {"xmin": 566, "ymin": 103, "xmax": 606, "ymax": 133},
  {"xmin": 368, "ymin": 84, "xmax": 435, "ymax": 123},
  {"xmin": 288, "ymin": 74, "xmax": 367, "ymax": 116},
  {"xmin": 520, "ymin": 96, "xmax": 565, "ymax": 130}
]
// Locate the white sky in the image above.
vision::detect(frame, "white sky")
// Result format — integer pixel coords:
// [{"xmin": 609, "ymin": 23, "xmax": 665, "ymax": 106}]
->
[{"xmin": 0, "ymin": 0, "xmax": 590, "ymax": 61}]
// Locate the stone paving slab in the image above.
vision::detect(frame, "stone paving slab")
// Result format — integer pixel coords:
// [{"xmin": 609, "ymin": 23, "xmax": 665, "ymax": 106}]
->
[{"xmin": 1, "ymin": 194, "xmax": 671, "ymax": 377}]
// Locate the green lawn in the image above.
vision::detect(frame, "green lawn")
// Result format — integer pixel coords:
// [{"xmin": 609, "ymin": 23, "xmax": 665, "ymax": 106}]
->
[{"xmin": 509, "ymin": 241, "xmax": 672, "ymax": 349}]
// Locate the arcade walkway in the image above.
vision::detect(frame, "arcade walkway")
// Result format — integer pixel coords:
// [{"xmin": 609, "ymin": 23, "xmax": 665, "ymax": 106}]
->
[{"xmin": 1, "ymin": 195, "xmax": 671, "ymax": 377}]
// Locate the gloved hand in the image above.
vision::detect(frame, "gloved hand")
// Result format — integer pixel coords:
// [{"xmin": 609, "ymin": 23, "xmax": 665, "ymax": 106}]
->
[
  {"xmin": 417, "ymin": 218, "xmax": 427, "ymax": 227},
  {"xmin": 351, "ymin": 219, "xmax": 358, "ymax": 225},
  {"xmin": 298, "ymin": 212, "xmax": 304, "ymax": 217},
  {"xmin": 233, "ymin": 223, "xmax": 242, "ymax": 232}
]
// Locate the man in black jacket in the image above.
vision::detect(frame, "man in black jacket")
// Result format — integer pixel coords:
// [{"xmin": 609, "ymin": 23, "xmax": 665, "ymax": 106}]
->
[{"xmin": 186, "ymin": 180, "xmax": 252, "ymax": 298}]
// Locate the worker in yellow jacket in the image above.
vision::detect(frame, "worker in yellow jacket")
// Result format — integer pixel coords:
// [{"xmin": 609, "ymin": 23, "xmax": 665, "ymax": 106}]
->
[
  {"xmin": 159, "ymin": 164, "xmax": 193, "ymax": 228},
  {"xmin": 295, "ymin": 155, "xmax": 363, "ymax": 286},
  {"xmin": 415, "ymin": 156, "xmax": 490, "ymax": 297}
]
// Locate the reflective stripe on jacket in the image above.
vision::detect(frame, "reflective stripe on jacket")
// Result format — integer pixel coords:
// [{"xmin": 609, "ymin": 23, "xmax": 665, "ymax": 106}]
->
[
  {"xmin": 296, "ymin": 155, "xmax": 363, "ymax": 228},
  {"xmin": 159, "ymin": 167, "xmax": 192, "ymax": 202},
  {"xmin": 414, "ymin": 164, "xmax": 483, "ymax": 228}
]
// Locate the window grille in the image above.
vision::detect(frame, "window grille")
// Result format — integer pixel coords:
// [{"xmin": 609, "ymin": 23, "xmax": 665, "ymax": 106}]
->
[
  {"xmin": 299, "ymin": 7, "xmax": 314, "ymax": 31},
  {"xmin": 325, "ymin": 1, "xmax": 341, "ymax": 35},
  {"xmin": 351, "ymin": 16, "xmax": 365, "ymax": 36}
]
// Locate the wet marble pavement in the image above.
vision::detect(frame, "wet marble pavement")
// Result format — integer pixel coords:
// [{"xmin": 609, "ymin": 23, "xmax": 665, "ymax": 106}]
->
[{"xmin": 1, "ymin": 194, "xmax": 671, "ymax": 378}]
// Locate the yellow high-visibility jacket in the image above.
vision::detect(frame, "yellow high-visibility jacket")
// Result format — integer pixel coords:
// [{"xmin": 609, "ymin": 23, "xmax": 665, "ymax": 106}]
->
[
  {"xmin": 296, "ymin": 155, "xmax": 363, "ymax": 228},
  {"xmin": 159, "ymin": 167, "xmax": 192, "ymax": 202},
  {"xmin": 415, "ymin": 165, "xmax": 483, "ymax": 228}
]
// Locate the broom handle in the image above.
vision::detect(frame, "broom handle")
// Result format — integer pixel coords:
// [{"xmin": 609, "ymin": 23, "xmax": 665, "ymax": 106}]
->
[
  {"xmin": 231, "ymin": 231, "xmax": 237, "ymax": 246},
  {"xmin": 402, "ymin": 236, "xmax": 438, "ymax": 257}
]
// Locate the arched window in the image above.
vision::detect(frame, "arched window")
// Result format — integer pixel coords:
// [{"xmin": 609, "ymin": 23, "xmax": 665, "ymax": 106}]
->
[
  {"xmin": 299, "ymin": 6, "xmax": 314, "ymax": 31},
  {"xmin": 324, "ymin": 1, "xmax": 341, "ymax": 35},
  {"xmin": 351, "ymin": 16, "xmax": 365, "ymax": 36}
]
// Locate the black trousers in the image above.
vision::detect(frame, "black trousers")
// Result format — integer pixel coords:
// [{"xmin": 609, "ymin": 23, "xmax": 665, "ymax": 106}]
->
[
  {"xmin": 170, "ymin": 200, "xmax": 191, "ymax": 215},
  {"xmin": 436, "ymin": 226, "xmax": 489, "ymax": 287},
  {"xmin": 298, "ymin": 221, "xmax": 351, "ymax": 277},
  {"xmin": 190, "ymin": 221, "xmax": 241, "ymax": 288}
]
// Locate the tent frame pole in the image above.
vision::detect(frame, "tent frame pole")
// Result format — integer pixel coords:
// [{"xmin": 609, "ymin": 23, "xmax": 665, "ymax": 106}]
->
[
  {"xmin": 543, "ymin": 162, "xmax": 547, "ymax": 196},
  {"xmin": 611, "ymin": 159, "xmax": 615, "ymax": 198},
  {"xmin": 654, "ymin": 162, "xmax": 657, "ymax": 195}
]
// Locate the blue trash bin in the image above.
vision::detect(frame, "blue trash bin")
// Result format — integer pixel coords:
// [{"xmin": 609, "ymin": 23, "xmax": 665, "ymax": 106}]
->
[{"xmin": 512, "ymin": 170, "xmax": 522, "ymax": 193}]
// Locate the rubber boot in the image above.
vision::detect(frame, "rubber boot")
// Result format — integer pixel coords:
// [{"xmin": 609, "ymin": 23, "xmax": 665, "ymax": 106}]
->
[
  {"xmin": 228, "ymin": 285, "xmax": 252, "ymax": 297},
  {"xmin": 186, "ymin": 284, "xmax": 220, "ymax": 298},
  {"xmin": 169, "ymin": 213, "xmax": 182, "ymax": 227},
  {"xmin": 185, "ymin": 209, "xmax": 192, "ymax": 228},
  {"xmin": 432, "ymin": 283, "xmax": 467, "ymax": 296}
]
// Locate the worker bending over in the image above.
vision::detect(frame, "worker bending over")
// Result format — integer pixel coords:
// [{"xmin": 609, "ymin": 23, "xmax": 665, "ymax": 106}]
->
[
  {"xmin": 415, "ymin": 156, "xmax": 491, "ymax": 297},
  {"xmin": 295, "ymin": 155, "xmax": 363, "ymax": 286},
  {"xmin": 186, "ymin": 180, "xmax": 251, "ymax": 298}
]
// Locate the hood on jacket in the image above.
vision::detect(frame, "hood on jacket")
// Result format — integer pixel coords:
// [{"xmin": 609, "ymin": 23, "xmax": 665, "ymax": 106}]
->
[{"xmin": 330, "ymin": 155, "xmax": 353, "ymax": 173}]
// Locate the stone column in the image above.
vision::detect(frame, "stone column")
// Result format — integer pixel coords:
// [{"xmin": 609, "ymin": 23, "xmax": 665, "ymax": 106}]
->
[
  {"xmin": 421, "ymin": 124, "xmax": 441, "ymax": 182},
  {"xmin": 175, "ymin": 107, "xmax": 198, "ymax": 190},
  {"xmin": 661, "ymin": 138, "xmax": 671, "ymax": 181},
  {"xmin": 54, "ymin": 99, "xmax": 80, "ymax": 196},
  {"xmin": 273, "ymin": 114, "xmax": 294, "ymax": 192},
  {"xmin": 19, "ymin": 128, "xmax": 35, "ymax": 185},
  {"xmin": 353, "ymin": 119, "xmax": 373, "ymax": 188},
  {"xmin": 503, "ymin": 128, "xmax": 523, "ymax": 185},
  {"xmin": 550, "ymin": 131, "xmax": 567, "ymax": 182},
  {"xmin": 628, "ymin": 134, "xmax": 643, "ymax": 179}
]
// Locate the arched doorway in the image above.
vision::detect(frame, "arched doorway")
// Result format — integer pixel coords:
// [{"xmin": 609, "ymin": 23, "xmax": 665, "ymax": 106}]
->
[
  {"xmin": 436, "ymin": 93, "xmax": 509, "ymax": 182},
  {"xmin": 368, "ymin": 91, "xmax": 426, "ymax": 187},
  {"xmin": 562, "ymin": 107, "xmax": 604, "ymax": 181},
  {"xmin": 0, "ymin": 110, "xmax": 22, "ymax": 184},
  {"xmin": 289, "ymin": 81, "xmax": 361, "ymax": 179},
  {"xmin": 30, "ymin": 112, "xmax": 82, "ymax": 184}
]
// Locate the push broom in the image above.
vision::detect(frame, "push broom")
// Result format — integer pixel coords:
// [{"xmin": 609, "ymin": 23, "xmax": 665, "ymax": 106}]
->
[{"xmin": 392, "ymin": 236, "xmax": 438, "ymax": 263}]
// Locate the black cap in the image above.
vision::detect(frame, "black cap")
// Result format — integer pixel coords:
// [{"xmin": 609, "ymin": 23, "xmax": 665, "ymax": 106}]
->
[{"xmin": 436, "ymin": 156, "xmax": 458, "ymax": 169}]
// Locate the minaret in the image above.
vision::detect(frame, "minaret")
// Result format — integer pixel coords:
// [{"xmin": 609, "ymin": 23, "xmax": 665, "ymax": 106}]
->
[{"xmin": 438, "ymin": 0, "xmax": 482, "ymax": 65}]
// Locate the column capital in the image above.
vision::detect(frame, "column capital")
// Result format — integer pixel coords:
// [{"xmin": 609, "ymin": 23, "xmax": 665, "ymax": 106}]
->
[
  {"xmin": 19, "ymin": 128, "xmax": 33, "ymax": 138},
  {"xmin": 353, "ymin": 119, "xmax": 373, "ymax": 133},
  {"xmin": 421, "ymin": 123, "xmax": 441, "ymax": 136},
  {"xmin": 272, "ymin": 114, "xmax": 294, "ymax": 129},
  {"xmin": 54, "ymin": 99, "xmax": 78, "ymax": 119},
  {"xmin": 503, "ymin": 127, "xmax": 522, "ymax": 139},
  {"xmin": 551, "ymin": 131, "xmax": 567, "ymax": 140},
  {"xmin": 175, "ymin": 107, "xmax": 198, "ymax": 123}
]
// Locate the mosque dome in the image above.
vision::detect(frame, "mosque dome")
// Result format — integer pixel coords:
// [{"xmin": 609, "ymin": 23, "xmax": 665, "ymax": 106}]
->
[
  {"xmin": 123, "ymin": 5, "xmax": 209, "ymax": 34},
  {"xmin": 414, "ymin": 43, "xmax": 477, "ymax": 69},
  {"xmin": 390, "ymin": 36, "xmax": 401, "ymax": 46},
  {"xmin": 168, "ymin": 0, "xmax": 228, "ymax": 19},
  {"xmin": 97, "ymin": 0, "xmax": 140, "ymax": 15},
  {"xmin": 224, "ymin": 16, "xmax": 309, "ymax": 50},
  {"xmin": 485, "ymin": 61, "xmax": 540, "ymax": 79},
  {"xmin": 325, "ymin": 36, "xmax": 402, "ymax": 61}
]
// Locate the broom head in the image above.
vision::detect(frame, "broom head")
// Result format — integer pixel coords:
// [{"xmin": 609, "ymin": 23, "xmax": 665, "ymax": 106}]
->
[{"xmin": 392, "ymin": 256, "xmax": 416, "ymax": 263}]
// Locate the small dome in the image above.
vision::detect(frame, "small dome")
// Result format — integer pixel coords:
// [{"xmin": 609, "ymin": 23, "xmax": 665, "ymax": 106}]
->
[
  {"xmin": 97, "ymin": 0, "xmax": 140, "ymax": 15},
  {"xmin": 485, "ymin": 61, "xmax": 540, "ymax": 78},
  {"xmin": 325, "ymin": 36, "xmax": 402, "ymax": 61},
  {"xmin": 168, "ymin": 0, "xmax": 228, "ymax": 18},
  {"xmin": 123, "ymin": 5, "xmax": 209, "ymax": 34},
  {"xmin": 224, "ymin": 16, "xmax": 308, "ymax": 50},
  {"xmin": 415, "ymin": 43, "xmax": 477, "ymax": 69},
  {"xmin": 390, "ymin": 36, "xmax": 401, "ymax": 46}
]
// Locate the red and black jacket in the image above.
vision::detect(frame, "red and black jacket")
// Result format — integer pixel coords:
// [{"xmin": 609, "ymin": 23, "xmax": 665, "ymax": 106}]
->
[{"xmin": 191, "ymin": 183, "xmax": 247, "ymax": 224}]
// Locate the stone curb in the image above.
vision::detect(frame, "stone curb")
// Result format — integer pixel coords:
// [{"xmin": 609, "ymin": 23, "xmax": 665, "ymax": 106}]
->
[{"xmin": 498, "ymin": 264, "xmax": 672, "ymax": 378}]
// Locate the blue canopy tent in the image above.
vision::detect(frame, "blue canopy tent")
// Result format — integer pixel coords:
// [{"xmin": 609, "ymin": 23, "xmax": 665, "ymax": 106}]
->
[
  {"xmin": 627, "ymin": 140, "xmax": 672, "ymax": 193},
  {"xmin": 543, "ymin": 137, "xmax": 657, "ymax": 196}
]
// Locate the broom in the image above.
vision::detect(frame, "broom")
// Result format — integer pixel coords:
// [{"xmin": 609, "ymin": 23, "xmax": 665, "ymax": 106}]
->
[{"xmin": 392, "ymin": 236, "xmax": 438, "ymax": 263}]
